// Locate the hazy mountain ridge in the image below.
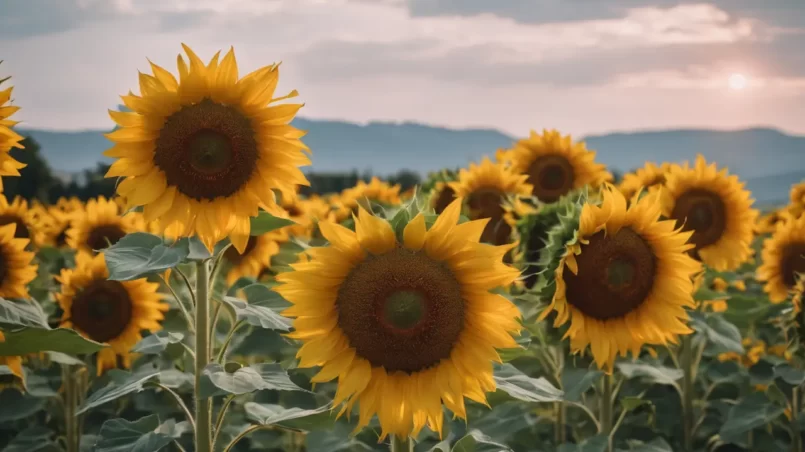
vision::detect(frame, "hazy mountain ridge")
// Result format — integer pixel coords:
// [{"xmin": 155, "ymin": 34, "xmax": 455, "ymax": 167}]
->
[{"xmin": 18, "ymin": 120, "xmax": 805, "ymax": 204}]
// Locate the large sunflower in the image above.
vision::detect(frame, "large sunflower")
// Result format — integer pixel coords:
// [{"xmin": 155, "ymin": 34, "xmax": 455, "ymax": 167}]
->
[
  {"xmin": 503, "ymin": 129, "xmax": 611, "ymax": 203},
  {"xmin": 104, "ymin": 44, "xmax": 310, "ymax": 253},
  {"xmin": 0, "ymin": 196, "xmax": 42, "ymax": 247},
  {"xmin": 618, "ymin": 162, "xmax": 675, "ymax": 201},
  {"xmin": 757, "ymin": 213, "xmax": 805, "ymax": 303},
  {"xmin": 448, "ymin": 157, "xmax": 532, "ymax": 246},
  {"xmin": 0, "ymin": 223, "xmax": 37, "ymax": 299},
  {"xmin": 0, "ymin": 75, "xmax": 26, "ymax": 192},
  {"xmin": 275, "ymin": 199, "xmax": 522, "ymax": 439},
  {"xmin": 66, "ymin": 196, "xmax": 141, "ymax": 253},
  {"xmin": 334, "ymin": 177, "xmax": 402, "ymax": 221},
  {"xmin": 224, "ymin": 233, "xmax": 281, "ymax": 285},
  {"xmin": 539, "ymin": 186, "xmax": 701, "ymax": 372},
  {"xmin": 57, "ymin": 252, "xmax": 167, "ymax": 375},
  {"xmin": 662, "ymin": 155, "xmax": 758, "ymax": 271}
]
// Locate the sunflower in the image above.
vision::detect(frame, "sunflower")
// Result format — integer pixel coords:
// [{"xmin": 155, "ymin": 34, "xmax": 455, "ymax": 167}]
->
[
  {"xmin": 503, "ymin": 129, "xmax": 611, "ymax": 203},
  {"xmin": 449, "ymin": 157, "xmax": 532, "ymax": 246},
  {"xmin": 538, "ymin": 185, "xmax": 701, "ymax": 372},
  {"xmin": 793, "ymin": 277, "xmax": 804, "ymax": 314},
  {"xmin": 430, "ymin": 181, "xmax": 457, "ymax": 214},
  {"xmin": 41, "ymin": 204, "xmax": 83, "ymax": 248},
  {"xmin": 104, "ymin": 44, "xmax": 310, "ymax": 253},
  {"xmin": 0, "ymin": 196, "xmax": 43, "ymax": 248},
  {"xmin": 757, "ymin": 213, "xmax": 805, "ymax": 303},
  {"xmin": 66, "ymin": 196, "xmax": 141, "ymax": 253},
  {"xmin": 55, "ymin": 197, "xmax": 84, "ymax": 214},
  {"xmin": 662, "ymin": 155, "xmax": 758, "ymax": 271},
  {"xmin": 0, "ymin": 223, "xmax": 37, "ymax": 299},
  {"xmin": 224, "ymin": 233, "xmax": 281, "ymax": 285},
  {"xmin": 57, "ymin": 252, "xmax": 167, "ymax": 375},
  {"xmin": 0, "ymin": 355, "xmax": 23, "ymax": 390},
  {"xmin": 791, "ymin": 181, "xmax": 805, "ymax": 206},
  {"xmin": 334, "ymin": 177, "xmax": 402, "ymax": 221},
  {"xmin": 0, "ymin": 75, "xmax": 26, "ymax": 192},
  {"xmin": 618, "ymin": 162, "xmax": 674, "ymax": 201},
  {"xmin": 275, "ymin": 199, "xmax": 522, "ymax": 439}
]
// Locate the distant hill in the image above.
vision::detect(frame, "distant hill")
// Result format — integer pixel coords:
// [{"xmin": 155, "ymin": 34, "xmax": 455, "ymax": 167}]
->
[{"xmin": 18, "ymin": 121, "xmax": 805, "ymax": 205}]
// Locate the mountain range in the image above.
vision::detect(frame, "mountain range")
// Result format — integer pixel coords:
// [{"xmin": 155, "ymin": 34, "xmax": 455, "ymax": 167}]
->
[{"xmin": 18, "ymin": 120, "xmax": 805, "ymax": 205}]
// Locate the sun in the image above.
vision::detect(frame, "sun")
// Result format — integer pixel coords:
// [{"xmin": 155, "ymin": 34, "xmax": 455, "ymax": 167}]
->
[{"xmin": 728, "ymin": 73, "xmax": 747, "ymax": 91}]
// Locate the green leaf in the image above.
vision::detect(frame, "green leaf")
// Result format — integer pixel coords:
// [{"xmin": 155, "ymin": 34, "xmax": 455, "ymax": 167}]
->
[
  {"xmin": 0, "ymin": 389, "xmax": 47, "ymax": 422},
  {"xmin": 749, "ymin": 359, "xmax": 776, "ymax": 386},
  {"xmin": 241, "ymin": 283, "xmax": 291, "ymax": 310},
  {"xmin": 557, "ymin": 434, "xmax": 608, "ymax": 452},
  {"xmin": 470, "ymin": 402, "xmax": 533, "ymax": 442},
  {"xmin": 94, "ymin": 415, "xmax": 178, "ymax": 452},
  {"xmin": 689, "ymin": 312, "xmax": 743, "ymax": 354},
  {"xmin": 305, "ymin": 422, "xmax": 371, "ymax": 452},
  {"xmin": 0, "ymin": 298, "xmax": 49, "ymax": 329},
  {"xmin": 719, "ymin": 392, "xmax": 786, "ymax": 442},
  {"xmin": 775, "ymin": 363, "xmax": 805, "ymax": 385},
  {"xmin": 0, "ymin": 328, "xmax": 106, "ymax": 356},
  {"xmin": 187, "ymin": 236, "xmax": 212, "ymax": 260},
  {"xmin": 2, "ymin": 426, "xmax": 60, "ymax": 452},
  {"xmin": 493, "ymin": 363, "xmax": 563, "ymax": 403},
  {"xmin": 199, "ymin": 363, "xmax": 305, "ymax": 398},
  {"xmin": 104, "ymin": 233, "xmax": 190, "ymax": 281},
  {"xmin": 621, "ymin": 396, "xmax": 651, "ymax": 412},
  {"xmin": 131, "ymin": 332, "xmax": 185, "ymax": 355},
  {"xmin": 158, "ymin": 370, "xmax": 194, "ymax": 389},
  {"xmin": 562, "ymin": 368, "xmax": 602, "ymax": 402},
  {"xmin": 221, "ymin": 297, "xmax": 292, "ymax": 331},
  {"xmin": 251, "ymin": 212, "xmax": 295, "ymax": 235},
  {"xmin": 617, "ymin": 362, "xmax": 682, "ymax": 387},
  {"xmin": 78, "ymin": 369, "xmax": 160, "ymax": 415},
  {"xmin": 47, "ymin": 351, "xmax": 86, "ymax": 365},
  {"xmin": 627, "ymin": 438, "xmax": 673, "ymax": 452},
  {"xmin": 244, "ymin": 403, "xmax": 336, "ymax": 430},
  {"xmin": 452, "ymin": 430, "xmax": 512, "ymax": 452}
]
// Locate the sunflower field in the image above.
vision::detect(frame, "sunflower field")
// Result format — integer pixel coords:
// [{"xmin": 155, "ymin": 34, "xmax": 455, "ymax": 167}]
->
[{"xmin": 1, "ymin": 45, "xmax": 805, "ymax": 452}]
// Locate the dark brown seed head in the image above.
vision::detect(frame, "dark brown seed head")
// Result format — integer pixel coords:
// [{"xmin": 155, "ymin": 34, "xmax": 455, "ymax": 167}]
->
[
  {"xmin": 433, "ymin": 185, "xmax": 456, "ymax": 214},
  {"xmin": 670, "ymin": 189, "xmax": 727, "ymax": 252},
  {"xmin": 86, "ymin": 224, "xmax": 127, "ymax": 251},
  {"xmin": 224, "ymin": 236, "xmax": 259, "ymax": 265},
  {"xmin": 528, "ymin": 155, "xmax": 575, "ymax": 203},
  {"xmin": 70, "ymin": 279, "xmax": 133, "ymax": 343},
  {"xmin": 467, "ymin": 189, "xmax": 511, "ymax": 245},
  {"xmin": 781, "ymin": 242, "xmax": 805, "ymax": 288},
  {"xmin": 0, "ymin": 215, "xmax": 30, "ymax": 240}
]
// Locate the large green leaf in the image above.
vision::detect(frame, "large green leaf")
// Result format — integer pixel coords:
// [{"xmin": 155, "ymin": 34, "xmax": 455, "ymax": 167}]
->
[
  {"xmin": 78, "ymin": 369, "xmax": 160, "ymax": 414},
  {"xmin": 0, "ymin": 389, "xmax": 47, "ymax": 422},
  {"xmin": 250, "ymin": 212, "xmax": 296, "ymax": 235},
  {"xmin": 452, "ymin": 430, "xmax": 512, "ymax": 452},
  {"xmin": 562, "ymin": 367, "xmax": 602, "ymax": 402},
  {"xmin": 470, "ymin": 402, "xmax": 533, "ymax": 442},
  {"xmin": 557, "ymin": 435, "xmax": 608, "ymax": 452},
  {"xmin": 2, "ymin": 426, "xmax": 60, "ymax": 452},
  {"xmin": 0, "ymin": 328, "xmax": 106, "ymax": 356},
  {"xmin": 689, "ymin": 312, "xmax": 743, "ymax": 355},
  {"xmin": 493, "ymin": 363, "xmax": 563, "ymax": 403},
  {"xmin": 0, "ymin": 298, "xmax": 49, "ymax": 329},
  {"xmin": 617, "ymin": 363, "xmax": 683, "ymax": 387},
  {"xmin": 199, "ymin": 363, "xmax": 305, "ymax": 398},
  {"xmin": 774, "ymin": 363, "xmax": 805, "ymax": 385},
  {"xmin": 628, "ymin": 438, "xmax": 674, "ymax": 452},
  {"xmin": 719, "ymin": 392, "xmax": 786, "ymax": 442},
  {"xmin": 305, "ymin": 422, "xmax": 372, "ymax": 452},
  {"xmin": 239, "ymin": 283, "xmax": 292, "ymax": 310},
  {"xmin": 94, "ymin": 415, "xmax": 182, "ymax": 452},
  {"xmin": 131, "ymin": 332, "xmax": 185, "ymax": 355},
  {"xmin": 244, "ymin": 403, "xmax": 336, "ymax": 430},
  {"xmin": 221, "ymin": 297, "xmax": 292, "ymax": 331},
  {"xmin": 104, "ymin": 233, "xmax": 190, "ymax": 281}
]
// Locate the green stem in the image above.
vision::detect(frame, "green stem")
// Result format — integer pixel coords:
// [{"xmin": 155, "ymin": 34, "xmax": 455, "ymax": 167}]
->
[
  {"xmin": 681, "ymin": 335, "xmax": 695, "ymax": 452},
  {"xmin": 63, "ymin": 364, "xmax": 78, "ymax": 452},
  {"xmin": 148, "ymin": 382, "xmax": 196, "ymax": 431},
  {"xmin": 390, "ymin": 435, "xmax": 413, "ymax": 452},
  {"xmin": 211, "ymin": 395, "xmax": 236, "ymax": 450},
  {"xmin": 159, "ymin": 274, "xmax": 196, "ymax": 334},
  {"xmin": 599, "ymin": 374, "xmax": 613, "ymax": 452},
  {"xmin": 216, "ymin": 321, "xmax": 245, "ymax": 363},
  {"xmin": 194, "ymin": 259, "xmax": 212, "ymax": 452},
  {"xmin": 793, "ymin": 387, "xmax": 802, "ymax": 452},
  {"xmin": 553, "ymin": 347, "xmax": 566, "ymax": 445}
]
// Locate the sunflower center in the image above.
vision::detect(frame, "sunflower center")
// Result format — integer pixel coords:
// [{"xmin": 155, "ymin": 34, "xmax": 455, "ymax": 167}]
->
[
  {"xmin": 0, "ymin": 215, "xmax": 30, "ymax": 240},
  {"xmin": 188, "ymin": 130, "xmax": 233, "ymax": 174},
  {"xmin": 467, "ymin": 188, "xmax": 511, "ymax": 245},
  {"xmin": 286, "ymin": 205, "xmax": 303, "ymax": 217},
  {"xmin": 70, "ymin": 279, "xmax": 133, "ymax": 343},
  {"xmin": 564, "ymin": 228, "xmax": 657, "ymax": 320},
  {"xmin": 0, "ymin": 250, "xmax": 8, "ymax": 285},
  {"xmin": 86, "ymin": 224, "xmax": 127, "ymax": 251},
  {"xmin": 56, "ymin": 227, "xmax": 68, "ymax": 247},
  {"xmin": 224, "ymin": 236, "xmax": 259, "ymax": 265},
  {"xmin": 781, "ymin": 242, "xmax": 805, "ymax": 288},
  {"xmin": 433, "ymin": 186, "xmax": 456, "ymax": 214},
  {"xmin": 670, "ymin": 189, "xmax": 726, "ymax": 251},
  {"xmin": 381, "ymin": 290, "xmax": 426, "ymax": 330},
  {"xmin": 153, "ymin": 98, "xmax": 259, "ymax": 201},
  {"xmin": 528, "ymin": 155, "xmax": 575, "ymax": 203},
  {"xmin": 336, "ymin": 248, "xmax": 464, "ymax": 373}
]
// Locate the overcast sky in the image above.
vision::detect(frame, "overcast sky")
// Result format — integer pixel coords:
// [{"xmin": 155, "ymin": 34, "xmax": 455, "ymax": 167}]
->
[{"xmin": 1, "ymin": 0, "xmax": 804, "ymax": 136}]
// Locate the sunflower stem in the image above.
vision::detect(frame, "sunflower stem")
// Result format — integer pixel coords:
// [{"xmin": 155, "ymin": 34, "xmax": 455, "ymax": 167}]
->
[
  {"xmin": 553, "ymin": 346, "xmax": 566, "ymax": 445},
  {"xmin": 681, "ymin": 334, "xmax": 695, "ymax": 452},
  {"xmin": 390, "ymin": 435, "xmax": 413, "ymax": 452},
  {"xmin": 793, "ymin": 387, "xmax": 802, "ymax": 452},
  {"xmin": 599, "ymin": 374, "xmax": 614, "ymax": 452},
  {"xmin": 194, "ymin": 259, "xmax": 213, "ymax": 452}
]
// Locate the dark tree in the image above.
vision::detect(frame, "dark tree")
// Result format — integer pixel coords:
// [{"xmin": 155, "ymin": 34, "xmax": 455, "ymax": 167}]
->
[{"xmin": 2, "ymin": 137, "xmax": 58, "ymax": 202}]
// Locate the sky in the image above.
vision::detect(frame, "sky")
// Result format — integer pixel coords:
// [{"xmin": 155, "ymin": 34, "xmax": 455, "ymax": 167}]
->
[{"xmin": 1, "ymin": 0, "xmax": 804, "ymax": 137}]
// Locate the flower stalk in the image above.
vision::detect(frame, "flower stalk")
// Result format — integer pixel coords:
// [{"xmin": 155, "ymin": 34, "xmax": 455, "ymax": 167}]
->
[
  {"xmin": 390, "ymin": 435, "xmax": 413, "ymax": 452},
  {"xmin": 681, "ymin": 335, "xmax": 695, "ymax": 452},
  {"xmin": 599, "ymin": 374, "xmax": 614, "ymax": 452},
  {"xmin": 194, "ymin": 259, "xmax": 212, "ymax": 452}
]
